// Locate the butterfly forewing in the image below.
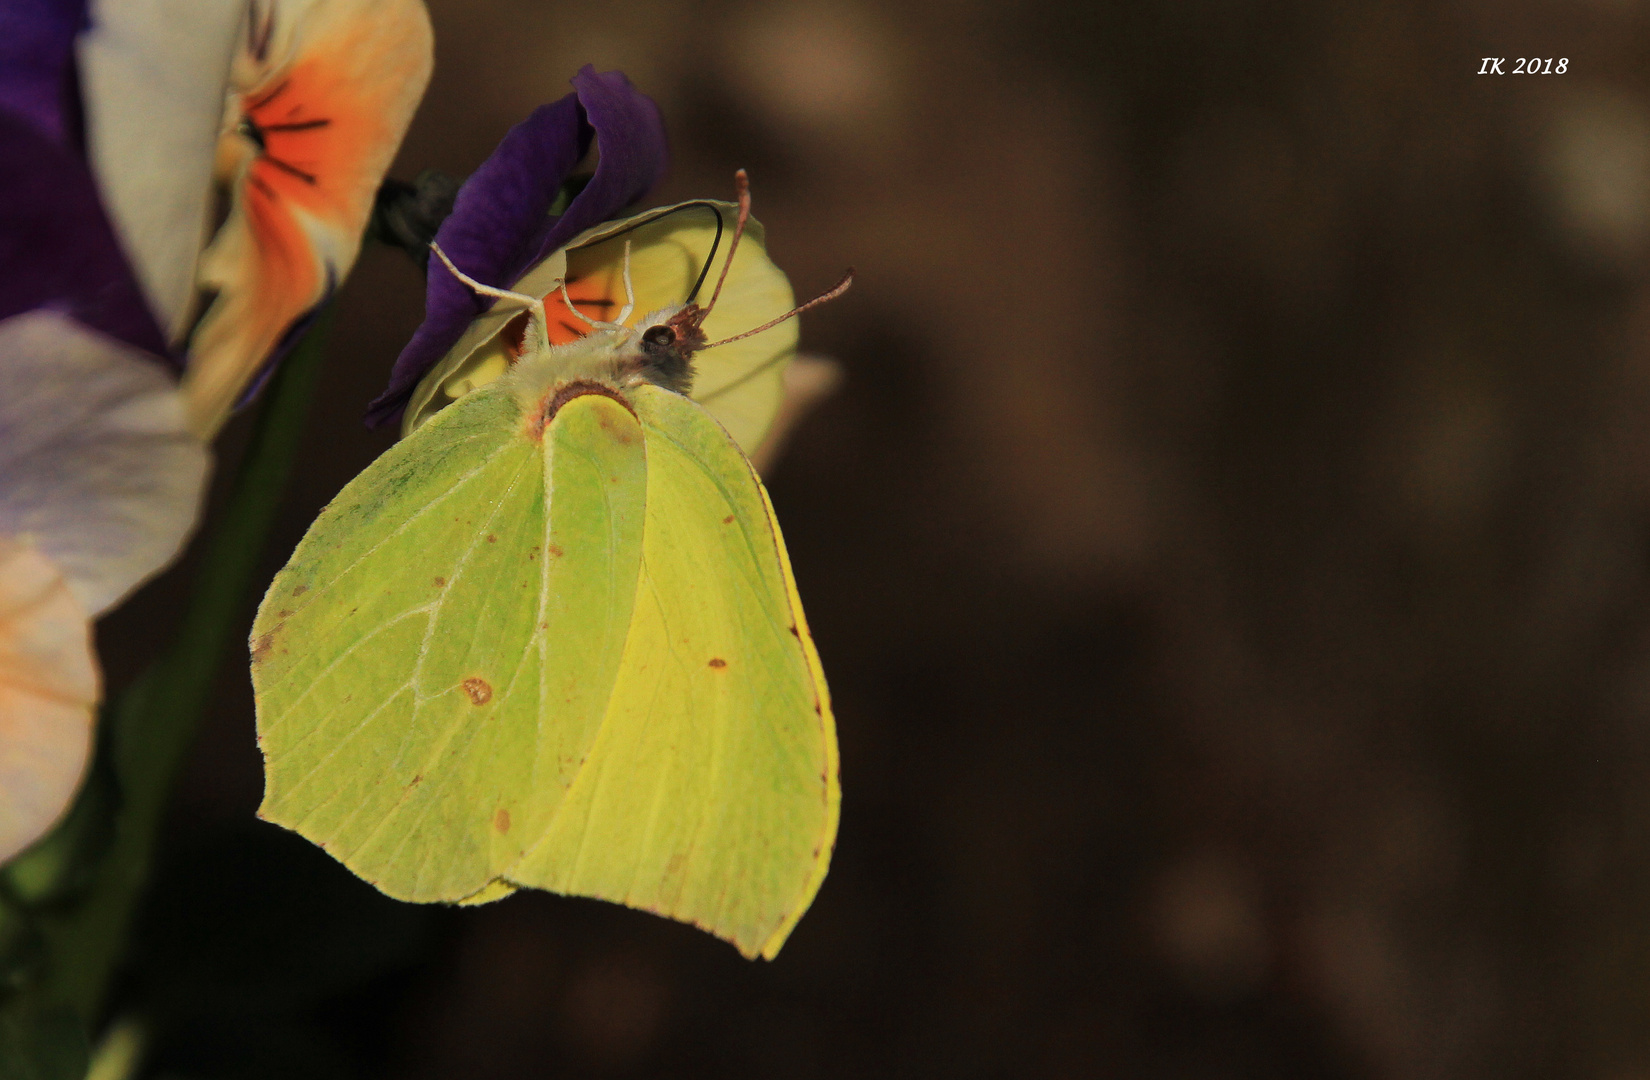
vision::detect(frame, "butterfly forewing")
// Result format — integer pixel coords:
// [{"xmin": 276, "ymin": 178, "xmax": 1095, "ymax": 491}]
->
[{"xmin": 253, "ymin": 385, "xmax": 646, "ymax": 902}]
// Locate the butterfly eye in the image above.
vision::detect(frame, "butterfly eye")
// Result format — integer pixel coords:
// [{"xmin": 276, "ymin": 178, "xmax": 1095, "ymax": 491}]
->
[{"xmin": 643, "ymin": 325, "xmax": 675, "ymax": 347}]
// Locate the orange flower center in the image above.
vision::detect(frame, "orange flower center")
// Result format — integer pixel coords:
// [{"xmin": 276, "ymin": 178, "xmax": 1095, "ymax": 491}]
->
[{"xmin": 502, "ymin": 271, "xmax": 624, "ymax": 356}]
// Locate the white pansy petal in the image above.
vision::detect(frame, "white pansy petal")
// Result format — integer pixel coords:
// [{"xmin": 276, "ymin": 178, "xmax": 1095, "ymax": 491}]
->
[
  {"xmin": 0, "ymin": 312, "xmax": 210, "ymax": 616},
  {"xmin": 78, "ymin": 0, "xmax": 246, "ymax": 342},
  {"xmin": 0, "ymin": 538, "xmax": 98, "ymax": 864}
]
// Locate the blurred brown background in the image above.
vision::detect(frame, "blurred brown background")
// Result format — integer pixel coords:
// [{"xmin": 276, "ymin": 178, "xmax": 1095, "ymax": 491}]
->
[{"xmin": 98, "ymin": 0, "xmax": 1650, "ymax": 1076}]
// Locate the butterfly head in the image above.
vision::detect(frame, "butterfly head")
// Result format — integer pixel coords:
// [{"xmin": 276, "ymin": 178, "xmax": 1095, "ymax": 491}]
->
[
  {"xmin": 631, "ymin": 308, "xmax": 707, "ymax": 392},
  {"xmin": 576, "ymin": 302, "xmax": 706, "ymax": 395},
  {"xmin": 592, "ymin": 170, "xmax": 753, "ymax": 394},
  {"xmin": 616, "ymin": 170, "xmax": 852, "ymax": 392}
]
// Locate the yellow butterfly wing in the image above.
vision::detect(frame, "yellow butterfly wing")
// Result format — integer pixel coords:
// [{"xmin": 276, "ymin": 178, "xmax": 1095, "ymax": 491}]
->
[
  {"xmin": 255, "ymin": 384, "xmax": 647, "ymax": 902},
  {"xmin": 507, "ymin": 384, "xmax": 838, "ymax": 958}
]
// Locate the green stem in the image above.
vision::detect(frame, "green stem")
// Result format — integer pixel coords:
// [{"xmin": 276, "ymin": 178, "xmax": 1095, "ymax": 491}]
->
[{"xmin": 37, "ymin": 311, "xmax": 333, "ymax": 1023}]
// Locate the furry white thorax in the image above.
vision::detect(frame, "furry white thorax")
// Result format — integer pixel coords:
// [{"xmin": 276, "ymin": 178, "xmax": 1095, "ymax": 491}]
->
[
  {"xmin": 426, "ymin": 241, "xmax": 696, "ymax": 412},
  {"xmin": 502, "ymin": 304, "xmax": 689, "ymax": 403}
]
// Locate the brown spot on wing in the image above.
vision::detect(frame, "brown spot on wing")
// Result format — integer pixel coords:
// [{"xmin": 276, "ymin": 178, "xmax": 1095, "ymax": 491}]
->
[
  {"xmin": 486, "ymin": 534, "xmax": 497, "ymax": 543},
  {"xmin": 596, "ymin": 408, "xmax": 638, "ymax": 445},
  {"xmin": 547, "ymin": 544, "xmax": 564, "ymax": 558},
  {"xmin": 708, "ymin": 658, "xmax": 727, "ymax": 669},
  {"xmin": 251, "ymin": 633, "xmax": 274, "ymax": 663},
  {"xmin": 529, "ymin": 380, "xmax": 636, "ymax": 440},
  {"xmin": 722, "ymin": 515, "xmax": 734, "ymax": 524},
  {"xmin": 461, "ymin": 677, "xmax": 492, "ymax": 705},
  {"xmin": 433, "ymin": 576, "xmax": 445, "ymax": 587},
  {"xmin": 291, "ymin": 584, "xmax": 308, "ymax": 596},
  {"xmin": 494, "ymin": 808, "xmax": 511, "ymax": 833}
]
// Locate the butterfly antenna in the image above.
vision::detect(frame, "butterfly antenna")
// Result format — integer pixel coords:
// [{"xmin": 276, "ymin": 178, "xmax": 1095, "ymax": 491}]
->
[
  {"xmin": 558, "ymin": 279, "xmax": 602, "ymax": 330},
  {"xmin": 685, "ymin": 203, "xmax": 726, "ymax": 303},
  {"xmin": 431, "ymin": 241, "xmax": 548, "ymax": 353},
  {"xmin": 615, "ymin": 239, "xmax": 636, "ymax": 326},
  {"xmin": 701, "ymin": 169, "xmax": 752, "ymax": 319},
  {"xmin": 703, "ymin": 268, "xmax": 854, "ymax": 349}
]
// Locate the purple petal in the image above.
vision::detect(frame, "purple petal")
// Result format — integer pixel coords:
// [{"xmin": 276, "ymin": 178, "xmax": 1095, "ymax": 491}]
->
[
  {"xmin": 546, "ymin": 68, "xmax": 671, "ymax": 262},
  {"xmin": 369, "ymin": 94, "xmax": 588, "ymax": 426},
  {"xmin": 0, "ymin": 0, "xmax": 84, "ymax": 143},
  {"xmin": 0, "ymin": 109, "xmax": 168, "ymax": 358},
  {"xmin": 366, "ymin": 66, "xmax": 667, "ymax": 428}
]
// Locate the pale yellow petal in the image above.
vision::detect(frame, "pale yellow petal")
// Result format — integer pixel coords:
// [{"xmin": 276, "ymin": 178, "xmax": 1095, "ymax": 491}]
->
[{"xmin": 0, "ymin": 539, "xmax": 99, "ymax": 864}]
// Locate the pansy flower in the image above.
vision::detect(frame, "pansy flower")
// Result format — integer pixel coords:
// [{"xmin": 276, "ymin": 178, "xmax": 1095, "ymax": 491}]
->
[
  {"xmin": 76, "ymin": 0, "xmax": 249, "ymax": 348},
  {"xmin": 0, "ymin": 0, "xmax": 209, "ymax": 860},
  {"xmin": 0, "ymin": 0, "xmax": 431, "ymax": 860},
  {"xmin": 367, "ymin": 66, "xmax": 806, "ymax": 458}
]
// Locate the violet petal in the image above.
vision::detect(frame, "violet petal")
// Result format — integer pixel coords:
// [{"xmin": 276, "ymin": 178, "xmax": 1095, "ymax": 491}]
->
[
  {"xmin": 0, "ymin": 110, "xmax": 168, "ymax": 358},
  {"xmin": 0, "ymin": 0, "xmax": 84, "ymax": 143},
  {"xmin": 543, "ymin": 67, "xmax": 670, "ymax": 264},
  {"xmin": 367, "ymin": 66, "xmax": 666, "ymax": 428}
]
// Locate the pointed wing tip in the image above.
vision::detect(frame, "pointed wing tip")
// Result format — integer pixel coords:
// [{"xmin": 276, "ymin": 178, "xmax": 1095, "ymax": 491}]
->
[
  {"xmin": 707, "ymin": 916, "xmax": 788, "ymax": 961},
  {"xmin": 456, "ymin": 878, "xmax": 519, "ymax": 906},
  {"xmin": 751, "ymin": 850, "xmax": 838, "ymax": 962}
]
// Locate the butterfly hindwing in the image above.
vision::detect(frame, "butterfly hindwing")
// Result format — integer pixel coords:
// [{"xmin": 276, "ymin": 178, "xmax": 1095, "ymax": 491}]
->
[{"xmin": 509, "ymin": 385, "xmax": 838, "ymax": 959}]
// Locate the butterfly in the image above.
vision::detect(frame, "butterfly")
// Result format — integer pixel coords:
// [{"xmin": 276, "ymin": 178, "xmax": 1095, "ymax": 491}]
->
[{"xmin": 250, "ymin": 174, "xmax": 849, "ymax": 959}]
